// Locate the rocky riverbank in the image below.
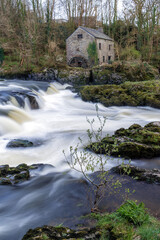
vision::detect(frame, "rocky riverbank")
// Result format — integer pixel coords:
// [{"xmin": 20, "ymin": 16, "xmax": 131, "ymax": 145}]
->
[
  {"xmin": 22, "ymin": 200, "xmax": 160, "ymax": 240},
  {"xmin": 81, "ymin": 80, "xmax": 160, "ymax": 108},
  {"xmin": 0, "ymin": 61, "xmax": 159, "ymax": 85},
  {"xmin": 57, "ymin": 61, "xmax": 159, "ymax": 86},
  {"xmin": 1, "ymin": 162, "xmax": 160, "ymax": 239}
]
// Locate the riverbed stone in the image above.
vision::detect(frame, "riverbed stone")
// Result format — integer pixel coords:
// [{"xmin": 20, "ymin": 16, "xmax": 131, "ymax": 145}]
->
[
  {"xmin": 0, "ymin": 164, "xmax": 38, "ymax": 185},
  {"xmin": 14, "ymin": 170, "xmax": 30, "ymax": 181},
  {"xmin": 7, "ymin": 139, "xmax": 34, "ymax": 148},
  {"xmin": 112, "ymin": 165, "xmax": 160, "ymax": 184},
  {"xmin": 87, "ymin": 122, "xmax": 160, "ymax": 159},
  {"xmin": 22, "ymin": 226, "xmax": 101, "ymax": 240}
]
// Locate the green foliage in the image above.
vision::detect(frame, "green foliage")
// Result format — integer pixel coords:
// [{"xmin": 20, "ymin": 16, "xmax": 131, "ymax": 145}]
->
[
  {"xmin": 42, "ymin": 234, "xmax": 49, "ymax": 240},
  {"xmin": 87, "ymin": 42, "xmax": 98, "ymax": 66},
  {"xmin": 138, "ymin": 222, "xmax": 160, "ymax": 240},
  {"xmin": 0, "ymin": 47, "xmax": 4, "ymax": 65},
  {"xmin": 54, "ymin": 23, "xmax": 76, "ymax": 49},
  {"xmin": 93, "ymin": 205, "xmax": 134, "ymax": 239},
  {"xmin": 90, "ymin": 200, "xmax": 160, "ymax": 240},
  {"xmin": 117, "ymin": 200, "xmax": 149, "ymax": 226},
  {"xmin": 121, "ymin": 46, "xmax": 141, "ymax": 61},
  {"xmin": 64, "ymin": 106, "xmax": 123, "ymax": 210}
]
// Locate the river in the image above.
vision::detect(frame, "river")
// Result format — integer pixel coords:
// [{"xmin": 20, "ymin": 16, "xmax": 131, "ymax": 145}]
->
[{"xmin": 0, "ymin": 79, "xmax": 159, "ymax": 240}]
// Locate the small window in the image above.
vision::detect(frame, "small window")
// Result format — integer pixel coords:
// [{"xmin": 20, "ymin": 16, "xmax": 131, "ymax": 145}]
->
[
  {"xmin": 78, "ymin": 34, "xmax": 83, "ymax": 39},
  {"xmin": 109, "ymin": 45, "xmax": 112, "ymax": 51},
  {"xmin": 103, "ymin": 56, "xmax": 105, "ymax": 62},
  {"xmin": 99, "ymin": 43, "xmax": 101, "ymax": 50}
]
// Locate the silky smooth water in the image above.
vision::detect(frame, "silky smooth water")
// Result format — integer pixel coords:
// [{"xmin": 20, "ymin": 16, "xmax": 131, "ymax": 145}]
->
[{"xmin": 0, "ymin": 79, "xmax": 159, "ymax": 240}]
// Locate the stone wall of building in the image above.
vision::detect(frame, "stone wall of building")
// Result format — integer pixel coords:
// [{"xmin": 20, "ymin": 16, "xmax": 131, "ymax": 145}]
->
[
  {"xmin": 96, "ymin": 39, "xmax": 114, "ymax": 64},
  {"xmin": 66, "ymin": 28, "xmax": 94, "ymax": 65}
]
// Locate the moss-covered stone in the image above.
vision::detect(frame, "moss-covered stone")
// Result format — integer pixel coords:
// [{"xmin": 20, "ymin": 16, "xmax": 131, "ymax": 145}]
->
[
  {"xmin": 7, "ymin": 139, "xmax": 34, "ymax": 148},
  {"xmin": 6, "ymin": 139, "xmax": 43, "ymax": 148},
  {"xmin": 22, "ymin": 226, "xmax": 101, "ymax": 240},
  {"xmin": 80, "ymin": 80, "xmax": 160, "ymax": 109},
  {"xmin": 87, "ymin": 122, "xmax": 160, "ymax": 159},
  {"xmin": 0, "ymin": 164, "xmax": 38, "ymax": 185},
  {"xmin": 112, "ymin": 165, "xmax": 160, "ymax": 184}
]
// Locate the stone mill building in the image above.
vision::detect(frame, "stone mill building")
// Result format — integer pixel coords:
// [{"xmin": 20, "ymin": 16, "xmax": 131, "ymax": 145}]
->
[{"xmin": 66, "ymin": 26, "xmax": 114, "ymax": 67}]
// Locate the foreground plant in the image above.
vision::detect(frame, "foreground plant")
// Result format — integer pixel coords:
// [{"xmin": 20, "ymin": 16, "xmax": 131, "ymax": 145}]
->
[
  {"xmin": 64, "ymin": 106, "xmax": 126, "ymax": 211},
  {"xmin": 91, "ymin": 200, "xmax": 160, "ymax": 240}
]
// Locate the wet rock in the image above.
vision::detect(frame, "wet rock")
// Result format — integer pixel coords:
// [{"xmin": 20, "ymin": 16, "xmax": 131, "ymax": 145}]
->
[
  {"xmin": 0, "ymin": 90, "xmax": 40, "ymax": 109},
  {"xmin": 0, "ymin": 178, "xmax": 12, "ymax": 185},
  {"xmin": 112, "ymin": 165, "xmax": 160, "ymax": 184},
  {"xmin": 87, "ymin": 122, "xmax": 160, "ymax": 159},
  {"xmin": 22, "ymin": 226, "xmax": 101, "ymax": 240},
  {"xmin": 26, "ymin": 94, "xmax": 39, "ymax": 109},
  {"xmin": 7, "ymin": 139, "xmax": 34, "ymax": 148},
  {"xmin": 14, "ymin": 170, "xmax": 30, "ymax": 181},
  {"xmin": 28, "ymin": 69, "xmax": 56, "ymax": 82},
  {"xmin": 0, "ymin": 165, "xmax": 9, "ymax": 175},
  {"xmin": 0, "ymin": 163, "xmax": 38, "ymax": 185},
  {"xmin": 17, "ymin": 163, "xmax": 29, "ymax": 170}
]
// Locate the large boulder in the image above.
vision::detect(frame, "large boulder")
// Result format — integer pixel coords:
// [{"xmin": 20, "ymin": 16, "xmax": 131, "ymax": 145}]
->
[{"xmin": 87, "ymin": 122, "xmax": 160, "ymax": 159}]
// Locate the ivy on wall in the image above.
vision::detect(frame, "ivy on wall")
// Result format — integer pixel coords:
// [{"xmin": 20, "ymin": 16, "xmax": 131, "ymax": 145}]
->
[
  {"xmin": 87, "ymin": 41, "xmax": 98, "ymax": 66},
  {"xmin": 0, "ymin": 48, "xmax": 4, "ymax": 65}
]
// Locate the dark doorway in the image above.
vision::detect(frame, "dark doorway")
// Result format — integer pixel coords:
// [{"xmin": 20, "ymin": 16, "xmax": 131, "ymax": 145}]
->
[{"xmin": 69, "ymin": 56, "xmax": 88, "ymax": 68}]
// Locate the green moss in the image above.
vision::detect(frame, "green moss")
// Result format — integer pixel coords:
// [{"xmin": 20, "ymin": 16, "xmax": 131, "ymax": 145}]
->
[
  {"xmin": 87, "ymin": 122, "xmax": 160, "ymax": 159},
  {"xmin": 91, "ymin": 201, "xmax": 160, "ymax": 240},
  {"xmin": 42, "ymin": 233, "xmax": 49, "ymax": 240},
  {"xmin": 91, "ymin": 62, "xmax": 158, "ymax": 82},
  {"xmin": 81, "ymin": 80, "xmax": 160, "ymax": 109}
]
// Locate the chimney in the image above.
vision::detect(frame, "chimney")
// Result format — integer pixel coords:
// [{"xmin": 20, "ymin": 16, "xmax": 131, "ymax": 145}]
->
[{"xmin": 97, "ymin": 27, "xmax": 104, "ymax": 33}]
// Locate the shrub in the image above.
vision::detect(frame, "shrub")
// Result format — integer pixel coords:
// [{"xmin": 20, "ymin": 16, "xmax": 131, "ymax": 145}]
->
[
  {"xmin": 121, "ymin": 46, "xmax": 141, "ymax": 61},
  {"xmin": 117, "ymin": 200, "xmax": 149, "ymax": 226}
]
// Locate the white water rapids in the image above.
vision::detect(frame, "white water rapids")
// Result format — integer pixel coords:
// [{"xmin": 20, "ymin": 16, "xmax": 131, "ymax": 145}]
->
[
  {"xmin": 0, "ymin": 79, "xmax": 160, "ymax": 170},
  {"xmin": 0, "ymin": 79, "xmax": 159, "ymax": 240}
]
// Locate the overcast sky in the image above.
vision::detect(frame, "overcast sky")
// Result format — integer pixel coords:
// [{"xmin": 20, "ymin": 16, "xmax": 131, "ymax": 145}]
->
[{"xmin": 55, "ymin": 0, "xmax": 124, "ymax": 19}]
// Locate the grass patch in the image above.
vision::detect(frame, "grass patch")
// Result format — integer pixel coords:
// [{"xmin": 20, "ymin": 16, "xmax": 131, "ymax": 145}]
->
[
  {"xmin": 90, "ymin": 200, "xmax": 160, "ymax": 240},
  {"xmin": 116, "ymin": 200, "xmax": 149, "ymax": 226}
]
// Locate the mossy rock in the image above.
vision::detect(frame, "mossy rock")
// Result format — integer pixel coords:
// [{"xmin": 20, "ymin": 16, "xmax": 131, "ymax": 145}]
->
[
  {"xmin": 7, "ymin": 139, "xmax": 34, "ymax": 148},
  {"xmin": 80, "ymin": 80, "xmax": 160, "ymax": 109},
  {"xmin": 112, "ymin": 165, "xmax": 160, "ymax": 184},
  {"xmin": 22, "ymin": 226, "xmax": 101, "ymax": 240},
  {"xmin": 87, "ymin": 122, "xmax": 160, "ymax": 159},
  {"xmin": 0, "ymin": 163, "xmax": 38, "ymax": 185}
]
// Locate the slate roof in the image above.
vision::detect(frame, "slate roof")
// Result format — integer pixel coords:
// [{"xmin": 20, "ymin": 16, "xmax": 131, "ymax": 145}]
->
[{"xmin": 79, "ymin": 26, "xmax": 113, "ymax": 41}]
